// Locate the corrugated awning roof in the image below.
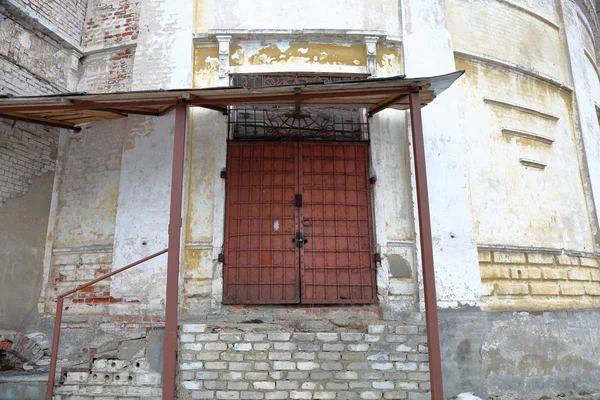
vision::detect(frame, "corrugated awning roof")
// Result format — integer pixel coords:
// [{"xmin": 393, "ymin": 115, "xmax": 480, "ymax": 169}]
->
[{"xmin": 0, "ymin": 71, "xmax": 463, "ymax": 131}]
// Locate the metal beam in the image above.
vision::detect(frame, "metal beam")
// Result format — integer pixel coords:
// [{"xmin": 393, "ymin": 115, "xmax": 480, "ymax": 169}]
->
[
  {"xmin": 162, "ymin": 103, "xmax": 187, "ymax": 400},
  {"xmin": 409, "ymin": 91, "xmax": 444, "ymax": 400}
]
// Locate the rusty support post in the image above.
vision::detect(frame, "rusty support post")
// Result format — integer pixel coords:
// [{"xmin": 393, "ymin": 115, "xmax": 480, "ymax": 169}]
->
[
  {"xmin": 162, "ymin": 102, "xmax": 187, "ymax": 400},
  {"xmin": 45, "ymin": 297, "xmax": 64, "ymax": 400},
  {"xmin": 409, "ymin": 91, "xmax": 444, "ymax": 399}
]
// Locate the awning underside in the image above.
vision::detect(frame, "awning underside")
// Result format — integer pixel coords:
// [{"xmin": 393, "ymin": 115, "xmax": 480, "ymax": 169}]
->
[{"xmin": 0, "ymin": 71, "xmax": 464, "ymax": 131}]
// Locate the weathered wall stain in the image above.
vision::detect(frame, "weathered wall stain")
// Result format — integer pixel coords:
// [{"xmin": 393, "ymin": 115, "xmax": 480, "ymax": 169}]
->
[{"xmin": 0, "ymin": 173, "xmax": 53, "ymax": 330}]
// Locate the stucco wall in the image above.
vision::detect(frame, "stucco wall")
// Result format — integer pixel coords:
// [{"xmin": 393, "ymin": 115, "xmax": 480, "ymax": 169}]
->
[
  {"xmin": 440, "ymin": 308, "xmax": 600, "ymax": 399},
  {"xmin": 194, "ymin": 0, "xmax": 401, "ymax": 36},
  {"xmin": 0, "ymin": 173, "xmax": 53, "ymax": 330}
]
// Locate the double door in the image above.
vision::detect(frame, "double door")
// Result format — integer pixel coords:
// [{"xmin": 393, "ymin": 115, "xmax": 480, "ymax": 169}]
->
[{"xmin": 223, "ymin": 141, "xmax": 375, "ymax": 304}]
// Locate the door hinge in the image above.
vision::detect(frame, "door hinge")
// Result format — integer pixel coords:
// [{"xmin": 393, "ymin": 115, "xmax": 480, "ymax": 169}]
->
[
  {"xmin": 218, "ymin": 253, "xmax": 225, "ymax": 263},
  {"xmin": 295, "ymin": 194, "xmax": 303, "ymax": 207},
  {"xmin": 220, "ymin": 169, "xmax": 227, "ymax": 179},
  {"xmin": 373, "ymin": 253, "xmax": 381, "ymax": 263},
  {"xmin": 369, "ymin": 176, "xmax": 377, "ymax": 185}
]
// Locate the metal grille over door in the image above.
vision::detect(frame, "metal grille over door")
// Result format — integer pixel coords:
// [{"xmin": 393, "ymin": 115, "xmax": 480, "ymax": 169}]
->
[
  {"xmin": 300, "ymin": 143, "xmax": 375, "ymax": 303},
  {"xmin": 224, "ymin": 141, "xmax": 375, "ymax": 305},
  {"xmin": 224, "ymin": 142, "xmax": 299, "ymax": 304}
]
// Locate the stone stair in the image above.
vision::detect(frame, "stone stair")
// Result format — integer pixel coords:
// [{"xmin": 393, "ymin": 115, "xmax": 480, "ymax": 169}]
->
[
  {"xmin": 51, "ymin": 329, "xmax": 164, "ymax": 400},
  {"xmin": 53, "ymin": 357, "xmax": 162, "ymax": 400}
]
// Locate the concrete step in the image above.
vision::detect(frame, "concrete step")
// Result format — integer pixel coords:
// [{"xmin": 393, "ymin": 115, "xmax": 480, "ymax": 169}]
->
[{"xmin": 0, "ymin": 371, "xmax": 48, "ymax": 400}]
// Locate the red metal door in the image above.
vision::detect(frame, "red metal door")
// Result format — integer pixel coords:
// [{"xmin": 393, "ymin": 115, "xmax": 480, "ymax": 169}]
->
[
  {"xmin": 223, "ymin": 141, "xmax": 375, "ymax": 305},
  {"xmin": 299, "ymin": 142, "xmax": 375, "ymax": 304},
  {"xmin": 223, "ymin": 142, "xmax": 299, "ymax": 304}
]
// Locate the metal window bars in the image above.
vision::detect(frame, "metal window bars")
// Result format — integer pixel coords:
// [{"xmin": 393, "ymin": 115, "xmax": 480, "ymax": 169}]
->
[{"xmin": 228, "ymin": 74, "xmax": 370, "ymax": 141}]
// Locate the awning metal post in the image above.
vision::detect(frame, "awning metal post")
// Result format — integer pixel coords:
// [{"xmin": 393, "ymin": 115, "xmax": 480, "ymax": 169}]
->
[
  {"xmin": 162, "ymin": 102, "xmax": 188, "ymax": 400},
  {"xmin": 409, "ymin": 91, "xmax": 444, "ymax": 400}
]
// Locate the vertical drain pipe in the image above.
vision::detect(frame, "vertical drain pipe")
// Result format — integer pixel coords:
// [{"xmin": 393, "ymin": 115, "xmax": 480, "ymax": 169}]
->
[{"xmin": 409, "ymin": 91, "xmax": 444, "ymax": 400}]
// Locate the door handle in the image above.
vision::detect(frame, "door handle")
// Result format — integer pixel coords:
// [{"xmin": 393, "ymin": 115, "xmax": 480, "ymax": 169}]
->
[{"xmin": 292, "ymin": 232, "xmax": 308, "ymax": 248}]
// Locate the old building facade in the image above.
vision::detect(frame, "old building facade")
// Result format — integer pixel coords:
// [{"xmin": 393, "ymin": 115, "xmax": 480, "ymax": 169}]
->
[{"xmin": 2, "ymin": 0, "xmax": 600, "ymax": 399}]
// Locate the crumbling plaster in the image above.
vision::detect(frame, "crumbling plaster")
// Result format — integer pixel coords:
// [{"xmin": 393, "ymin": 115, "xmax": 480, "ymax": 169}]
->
[{"xmin": 38, "ymin": 0, "xmax": 600, "ymax": 318}]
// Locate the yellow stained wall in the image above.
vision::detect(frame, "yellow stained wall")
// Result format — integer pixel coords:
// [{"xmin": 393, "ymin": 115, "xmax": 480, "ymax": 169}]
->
[
  {"xmin": 457, "ymin": 57, "xmax": 595, "ymax": 252},
  {"xmin": 479, "ymin": 249, "xmax": 600, "ymax": 310},
  {"xmin": 230, "ymin": 42, "xmax": 367, "ymax": 68},
  {"xmin": 446, "ymin": 0, "xmax": 566, "ymax": 81},
  {"xmin": 193, "ymin": 46, "xmax": 219, "ymax": 88}
]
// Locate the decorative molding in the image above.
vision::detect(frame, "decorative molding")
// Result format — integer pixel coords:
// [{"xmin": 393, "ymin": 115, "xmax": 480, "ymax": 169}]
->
[
  {"xmin": 67, "ymin": 49, "xmax": 83, "ymax": 92},
  {"xmin": 216, "ymin": 35, "xmax": 231, "ymax": 79},
  {"xmin": 53, "ymin": 244, "xmax": 114, "ymax": 254},
  {"xmin": 386, "ymin": 240, "xmax": 414, "ymax": 248},
  {"xmin": 519, "ymin": 158, "xmax": 547, "ymax": 170},
  {"xmin": 83, "ymin": 43, "xmax": 137, "ymax": 57},
  {"xmin": 384, "ymin": 36, "xmax": 403, "ymax": 45},
  {"xmin": 455, "ymin": 49, "xmax": 572, "ymax": 93},
  {"xmin": 478, "ymin": 244, "xmax": 599, "ymax": 258},
  {"xmin": 184, "ymin": 242, "xmax": 213, "ymax": 250},
  {"xmin": 484, "ymin": 97, "xmax": 560, "ymax": 121},
  {"xmin": 584, "ymin": 49, "xmax": 600, "ymax": 82},
  {"xmin": 364, "ymin": 36, "xmax": 379, "ymax": 78},
  {"xmin": 502, "ymin": 127, "xmax": 555, "ymax": 145},
  {"xmin": 195, "ymin": 29, "xmax": 388, "ymax": 42},
  {"xmin": 575, "ymin": 0, "xmax": 599, "ymax": 38},
  {"xmin": 497, "ymin": 0, "xmax": 560, "ymax": 31}
]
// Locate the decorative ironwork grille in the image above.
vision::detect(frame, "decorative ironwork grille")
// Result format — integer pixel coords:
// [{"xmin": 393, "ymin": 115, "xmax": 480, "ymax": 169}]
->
[{"xmin": 228, "ymin": 74, "xmax": 370, "ymax": 141}]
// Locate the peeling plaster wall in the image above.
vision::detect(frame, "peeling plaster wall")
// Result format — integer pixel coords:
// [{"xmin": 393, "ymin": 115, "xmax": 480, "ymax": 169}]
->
[
  {"xmin": 131, "ymin": 0, "xmax": 193, "ymax": 90},
  {"xmin": 447, "ymin": 0, "xmax": 597, "ymax": 254},
  {"xmin": 561, "ymin": 0, "xmax": 600, "ymax": 252},
  {"xmin": 110, "ymin": 114, "xmax": 174, "ymax": 310},
  {"xmin": 402, "ymin": 0, "xmax": 483, "ymax": 307},
  {"xmin": 78, "ymin": 0, "xmax": 141, "ymax": 93},
  {"xmin": 0, "ymin": 11, "xmax": 71, "ymax": 93},
  {"xmin": 188, "ymin": 0, "xmax": 410, "ymax": 316},
  {"xmin": 184, "ymin": 108, "xmax": 227, "ymax": 314},
  {"xmin": 52, "ymin": 122, "xmax": 125, "ymax": 249},
  {"xmin": 108, "ymin": 0, "xmax": 194, "ymax": 309},
  {"xmin": 194, "ymin": 0, "xmax": 402, "ymax": 36},
  {"xmin": 455, "ymin": 58, "xmax": 595, "ymax": 251},
  {"xmin": 40, "ymin": 0, "xmax": 600, "ymax": 317},
  {"xmin": 18, "ymin": 0, "xmax": 600, "ymax": 397},
  {"xmin": 10, "ymin": 0, "xmax": 87, "ymax": 46}
]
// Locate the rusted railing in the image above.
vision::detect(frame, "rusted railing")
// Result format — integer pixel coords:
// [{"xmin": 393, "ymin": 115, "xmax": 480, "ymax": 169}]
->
[{"xmin": 45, "ymin": 248, "xmax": 168, "ymax": 400}]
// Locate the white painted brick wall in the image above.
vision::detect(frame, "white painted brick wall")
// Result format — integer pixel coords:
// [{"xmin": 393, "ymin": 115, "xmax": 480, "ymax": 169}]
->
[
  {"xmin": 177, "ymin": 322, "xmax": 431, "ymax": 400},
  {"xmin": 12, "ymin": 0, "xmax": 87, "ymax": 45},
  {"xmin": 0, "ymin": 117, "xmax": 57, "ymax": 203}
]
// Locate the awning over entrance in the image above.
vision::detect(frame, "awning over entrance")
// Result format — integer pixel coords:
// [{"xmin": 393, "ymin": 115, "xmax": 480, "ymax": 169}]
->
[{"xmin": 0, "ymin": 71, "xmax": 463, "ymax": 131}]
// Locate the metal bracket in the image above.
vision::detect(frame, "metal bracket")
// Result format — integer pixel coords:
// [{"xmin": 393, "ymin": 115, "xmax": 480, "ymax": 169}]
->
[
  {"xmin": 369, "ymin": 176, "xmax": 377, "ymax": 184},
  {"xmin": 218, "ymin": 253, "xmax": 225, "ymax": 263},
  {"xmin": 295, "ymin": 194, "xmax": 303, "ymax": 207},
  {"xmin": 220, "ymin": 169, "xmax": 227, "ymax": 179},
  {"xmin": 373, "ymin": 253, "xmax": 382, "ymax": 263}
]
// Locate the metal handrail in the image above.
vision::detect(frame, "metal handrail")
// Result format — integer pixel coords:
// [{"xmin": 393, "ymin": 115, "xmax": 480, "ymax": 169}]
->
[{"xmin": 45, "ymin": 248, "xmax": 168, "ymax": 400}]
